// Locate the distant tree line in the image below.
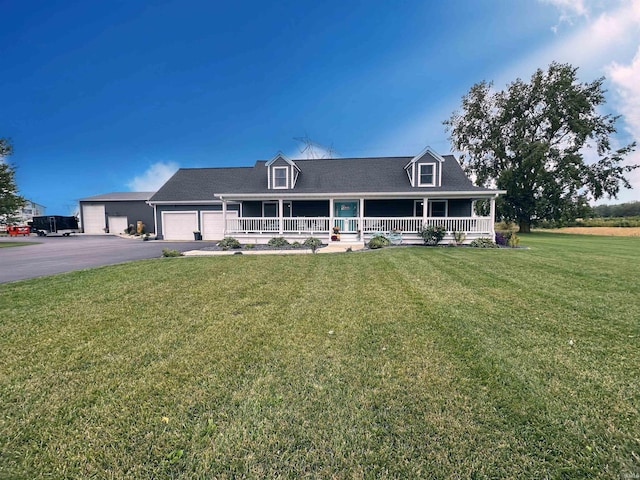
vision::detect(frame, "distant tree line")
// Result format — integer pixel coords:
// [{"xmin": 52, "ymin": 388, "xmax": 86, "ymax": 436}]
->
[{"xmin": 589, "ymin": 202, "xmax": 640, "ymax": 218}]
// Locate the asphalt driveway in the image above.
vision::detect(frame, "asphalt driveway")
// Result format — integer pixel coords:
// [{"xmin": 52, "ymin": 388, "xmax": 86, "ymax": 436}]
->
[{"xmin": 0, "ymin": 235, "xmax": 212, "ymax": 283}]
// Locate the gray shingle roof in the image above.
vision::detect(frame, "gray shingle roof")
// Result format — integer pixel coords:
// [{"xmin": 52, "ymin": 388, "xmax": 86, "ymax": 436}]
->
[
  {"xmin": 80, "ymin": 192, "xmax": 156, "ymax": 202},
  {"xmin": 149, "ymin": 156, "xmax": 494, "ymax": 202}
]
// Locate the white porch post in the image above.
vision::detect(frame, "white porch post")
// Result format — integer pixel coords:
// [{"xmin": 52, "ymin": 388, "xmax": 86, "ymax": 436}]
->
[
  {"xmin": 489, "ymin": 196, "xmax": 496, "ymax": 237},
  {"xmin": 329, "ymin": 198, "xmax": 334, "ymax": 235},
  {"xmin": 422, "ymin": 198, "xmax": 428, "ymax": 225},
  {"xmin": 359, "ymin": 197, "xmax": 365, "ymax": 238},
  {"xmin": 278, "ymin": 198, "xmax": 283, "ymax": 235},
  {"xmin": 222, "ymin": 198, "xmax": 227, "ymax": 236}
]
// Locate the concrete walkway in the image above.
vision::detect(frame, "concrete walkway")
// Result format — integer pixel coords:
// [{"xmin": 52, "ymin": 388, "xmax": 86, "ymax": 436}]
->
[{"xmin": 182, "ymin": 241, "xmax": 366, "ymax": 256}]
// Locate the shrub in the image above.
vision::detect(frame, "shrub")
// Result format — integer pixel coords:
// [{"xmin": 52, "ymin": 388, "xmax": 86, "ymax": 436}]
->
[
  {"xmin": 470, "ymin": 238, "xmax": 499, "ymax": 248},
  {"xmin": 218, "ymin": 237, "xmax": 241, "ymax": 250},
  {"xmin": 267, "ymin": 237, "xmax": 290, "ymax": 247},
  {"xmin": 162, "ymin": 248, "xmax": 183, "ymax": 257},
  {"xmin": 303, "ymin": 237, "xmax": 322, "ymax": 253},
  {"xmin": 419, "ymin": 224, "xmax": 446, "ymax": 245},
  {"xmin": 368, "ymin": 235, "xmax": 390, "ymax": 249},
  {"xmin": 453, "ymin": 231, "xmax": 466, "ymax": 245},
  {"xmin": 495, "ymin": 231, "xmax": 508, "ymax": 246},
  {"xmin": 245, "ymin": 243, "xmax": 255, "ymax": 249},
  {"xmin": 507, "ymin": 233, "xmax": 521, "ymax": 248},
  {"xmin": 291, "ymin": 241, "xmax": 302, "ymax": 248}
]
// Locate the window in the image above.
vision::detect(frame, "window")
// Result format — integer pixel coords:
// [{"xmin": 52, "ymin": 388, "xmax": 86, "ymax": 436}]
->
[
  {"xmin": 430, "ymin": 201, "xmax": 447, "ymax": 217},
  {"xmin": 274, "ymin": 167, "xmax": 288, "ymax": 188},
  {"xmin": 263, "ymin": 202, "xmax": 278, "ymax": 217},
  {"xmin": 418, "ymin": 163, "xmax": 435, "ymax": 187},
  {"xmin": 414, "ymin": 200, "xmax": 424, "ymax": 217}
]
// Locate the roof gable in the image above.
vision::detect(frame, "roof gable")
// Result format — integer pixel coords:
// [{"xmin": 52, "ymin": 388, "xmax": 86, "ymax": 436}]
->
[
  {"xmin": 404, "ymin": 146, "xmax": 446, "ymax": 187},
  {"xmin": 265, "ymin": 152, "xmax": 300, "ymax": 171}
]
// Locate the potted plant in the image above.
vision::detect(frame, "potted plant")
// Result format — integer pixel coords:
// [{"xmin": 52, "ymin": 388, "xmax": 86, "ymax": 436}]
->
[{"xmin": 331, "ymin": 225, "xmax": 340, "ymax": 241}]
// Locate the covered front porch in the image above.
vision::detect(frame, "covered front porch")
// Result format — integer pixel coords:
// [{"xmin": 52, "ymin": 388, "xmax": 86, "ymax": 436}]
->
[{"xmin": 219, "ymin": 196, "xmax": 498, "ymax": 245}]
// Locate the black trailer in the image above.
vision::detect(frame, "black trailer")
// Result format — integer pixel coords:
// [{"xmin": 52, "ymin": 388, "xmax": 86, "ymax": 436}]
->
[{"xmin": 29, "ymin": 216, "xmax": 80, "ymax": 236}]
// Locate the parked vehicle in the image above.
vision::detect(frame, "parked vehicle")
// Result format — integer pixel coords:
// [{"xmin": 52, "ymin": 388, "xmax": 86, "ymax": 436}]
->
[
  {"xmin": 7, "ymin": 226, "xmax": 31, "ymax": 236},
  {"xmin": 29, "ymin": 216, "xmax": 80, "ymax": 236}
]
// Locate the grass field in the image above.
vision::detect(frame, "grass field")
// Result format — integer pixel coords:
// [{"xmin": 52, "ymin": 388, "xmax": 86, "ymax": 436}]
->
[{"xmin": 1, "ymin": 233, "xmax": 638, "ymax": 478}]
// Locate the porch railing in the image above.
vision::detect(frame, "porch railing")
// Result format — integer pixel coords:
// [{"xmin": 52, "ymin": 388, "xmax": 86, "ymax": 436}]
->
[
  {"xmin": 363, "ymin": 217, "xmax": 493, "ymax": 234},
  {"xmin": 227, "ymin": 217, "xmax": 330, "ymax": 234},
  {"xmin": 226, "ymin": 216, "xmax": 493, "ymax": 235}
]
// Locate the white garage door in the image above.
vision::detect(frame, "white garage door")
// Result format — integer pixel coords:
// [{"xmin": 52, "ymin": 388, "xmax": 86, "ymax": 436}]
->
[
  {"xmin": 83, "ymin": 204, "xmax": 106, "ymax": 234},
  {"xmin": 163, "ymin": 212, "xmax": 198, "ymax": 240},
  {"xmin": 202, "ymin": 211, "xmax": 237, "ymax": 241},
  {"xmin": 108, "ymin": 216, "xmax": 128, "ymax": 235}
]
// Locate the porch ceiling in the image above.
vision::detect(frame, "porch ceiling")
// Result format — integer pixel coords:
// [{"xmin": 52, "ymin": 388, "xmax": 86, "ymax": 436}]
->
[{"xmin": 217, "ymin": 191, "xmax": 504, "ymax": 200}]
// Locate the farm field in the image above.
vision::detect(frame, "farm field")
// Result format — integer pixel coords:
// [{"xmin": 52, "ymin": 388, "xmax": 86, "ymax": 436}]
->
[
  {"xmin": 0, "ymin": 233, "xmax": 638, "ymax": 478},
  {"xmin": 540, "ymin": 226, "xmax": 640, "ymax": 236}
]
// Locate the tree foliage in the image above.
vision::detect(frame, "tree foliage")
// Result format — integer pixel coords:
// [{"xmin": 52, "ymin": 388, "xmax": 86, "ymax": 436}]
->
[
  {"xmin": 591, "ymin": 201, "xmax": 640, "ymax": 218},
  {"xmin": 444, "ymin": 62, "xmax": 638, "ymax": 232},
  {"xmin": 0, "ymin": 138, "xmax": 25, "ymax": 222}
]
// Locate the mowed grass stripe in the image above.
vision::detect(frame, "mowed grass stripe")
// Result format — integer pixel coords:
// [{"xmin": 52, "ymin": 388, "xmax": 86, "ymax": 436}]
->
[{"xmin": 0, "ymin": 233, "xmax": 638, "ymax": 478}]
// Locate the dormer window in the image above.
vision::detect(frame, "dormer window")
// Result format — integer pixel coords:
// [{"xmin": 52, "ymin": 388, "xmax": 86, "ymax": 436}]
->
[
  {"xmin": 418, "ymin": 163, "xmax": 436, "ymax": 187},
  {"xmin": 266, "ymin": 152, "xmax": 300, "ymax": 190},
  {"xmin": 274, "ymin": 167, "xmax": 288, "ymax": 189}
]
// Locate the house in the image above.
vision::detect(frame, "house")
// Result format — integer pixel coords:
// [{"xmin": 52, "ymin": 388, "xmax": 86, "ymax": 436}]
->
[
  {"xmin": 148, "ymin": 147, "xmax": 505, "ymax": 243},
  {"xmin": 79, "ymin": 192, "xmax": 155, "ymax": 234},
  {"xmin": 0, "ymin": 200, "xmax": 46, "ymax": 228},
  {"xmin": 16, "ymin": 200, "xmax": 47, "ymax": 224}
]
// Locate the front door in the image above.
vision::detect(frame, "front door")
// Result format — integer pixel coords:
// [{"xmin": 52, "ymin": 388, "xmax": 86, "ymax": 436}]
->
[{"xmin": 334, "ymin": 201, "xmax": 358, "ymax": 232}]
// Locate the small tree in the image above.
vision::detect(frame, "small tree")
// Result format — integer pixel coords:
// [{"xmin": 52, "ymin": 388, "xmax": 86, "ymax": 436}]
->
[
  {"xmin": 0, "ymin": 138, "xmax": 25, "ymax": 223},
  {"xmin": 445, "ymin": 62, "xmax": 637, "ymax": 232},
  {"xmin": 303, "ymin": 237, "xmax": 322, "ymax": 253}
]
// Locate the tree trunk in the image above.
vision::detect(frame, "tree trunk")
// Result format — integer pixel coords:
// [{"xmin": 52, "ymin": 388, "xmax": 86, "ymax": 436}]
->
[{"xmin": 518, "ymin": 220, "xmax": 531, "ymax": 233}]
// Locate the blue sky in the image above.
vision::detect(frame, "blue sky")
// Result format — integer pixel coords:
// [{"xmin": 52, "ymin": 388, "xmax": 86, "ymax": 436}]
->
[{"xmin": 2, "ymin": 0, "xmax": 639, "ymax": 214}]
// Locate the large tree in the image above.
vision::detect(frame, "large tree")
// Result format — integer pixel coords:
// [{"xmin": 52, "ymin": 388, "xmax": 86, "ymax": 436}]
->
[
  {"xmin": 444, "ymin": 62, "xmax": 637, "ymax": 232},
  {"xmin": 0, "ymin": 137, "xmax": 25, "ymax": 223}
]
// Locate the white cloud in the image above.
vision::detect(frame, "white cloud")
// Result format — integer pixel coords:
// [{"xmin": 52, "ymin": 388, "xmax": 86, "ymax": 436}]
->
[
  {"xmin": 127, "ymin": 161, "xmax": 179, "ymax": 192},
  {"xmin": 607, "ymin": 47, "xmax": 640, "ymax": 138},
  {"xmin": 498, "ymin": 1, "xmax": 640, "ymax": 86},
  {"xmin": 606, "ymin": 47, "xmax": 640, "ymax": 202},
  {"xmin": 540, "ymin": 0, "xmax": 589, "ymax": 31}
]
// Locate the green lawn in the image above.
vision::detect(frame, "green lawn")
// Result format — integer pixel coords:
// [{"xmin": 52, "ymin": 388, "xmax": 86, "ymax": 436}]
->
[
  {"xmin": 0, "ymin": 241, "xmax": 38, "ymax": 248},
  {"xmin": 1, "ymin": 233, "xmax": 638, "ymax": 479}
]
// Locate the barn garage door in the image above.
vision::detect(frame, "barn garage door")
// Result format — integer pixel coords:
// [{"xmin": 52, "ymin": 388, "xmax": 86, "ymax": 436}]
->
[
  {"xmin": 162, "ymin": 212, "xmax": 198, "ymax": 240},
  {"xmin": 82, "ymin": 204, "xmax": 106, "ymax": 234},
  {"xmin": 108, "ymin": 216, "xmax": 128, "ymax": 235},
  {"xmin": 202, "ymin": 211, "xmax": 237, "ymax": 241}
]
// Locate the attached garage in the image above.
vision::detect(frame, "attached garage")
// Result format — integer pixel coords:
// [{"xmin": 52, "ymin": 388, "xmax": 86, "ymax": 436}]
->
[
  {"xmin": 162, "ymin": 211, "xmax": 198, "ymax": 240},
  {"xmin": 108, "ymin": 215, "xmax": 128, "ymax": 235},
  {"xmin": 201, "ymin": 211, "xmax": 237, "ymax": 241},
  {"xmin": 82, "ymin": 204, "xmax": 106, "ymax": 234}
]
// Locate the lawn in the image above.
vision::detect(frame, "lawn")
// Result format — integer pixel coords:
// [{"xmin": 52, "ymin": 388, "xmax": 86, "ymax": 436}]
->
[
  {"xmin": 0, "ymin": 241, "xmax": 38, "ymax": 248},
  {"xmin": 0, "ymin": 233, "xmax": 638, "ymax": 478}
]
